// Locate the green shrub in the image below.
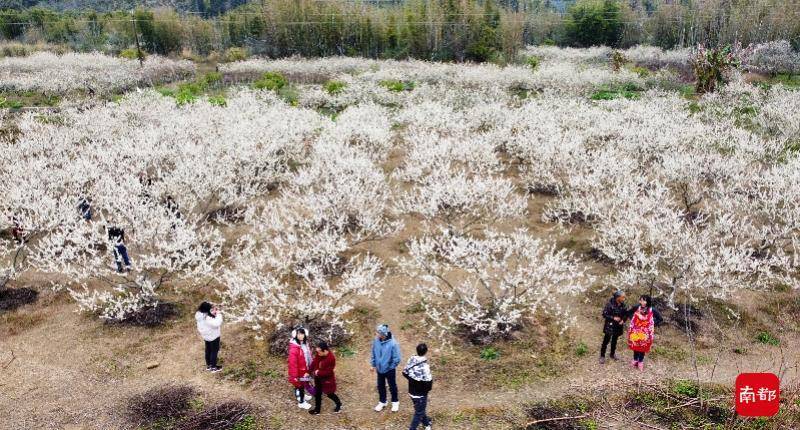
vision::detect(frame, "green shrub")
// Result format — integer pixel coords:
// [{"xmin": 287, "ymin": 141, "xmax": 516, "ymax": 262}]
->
[
  {"xmin": 0, "ymin": 97, "xmax": 24, "ymax": 109},
  {"xmin": 175, "ymin": 83, "xmax": 202, "ymax": 106},
  {"xmin": 232, "ymin": 415, "xmax": 258, "ymax": 430},
  {"xmin": 692, "ymin": 45, "xmax": 739, "ymax": 94},
  {"xmin": 631, "ymin": 66, "xmax": 650, "ymax": 77},
  {"xmin": 277, "ymin": 85, "xmax": 299, "ymax": 106},
  {"xmin": 208, "ymin": 95, "xmax": 227, "ymax": 107},
  {"xmin": 324, "ymin": 80, "xmax": 347, "ymax": 95},
  {"xmin": 379, "ymin": 79, "xmax": 415, "ymax": 92},
  {"xmin": 120, "ymin": 48, "xmax": 145, "ymax": 61},
  {"xmin": 756, "ymin": 331, "xmax": 780, "ymax": 346},
  {"xmin": 480, "ymin": 347, "xmax": 500, "ymax": 361},
  {"xmin": 672, "ymin": 379, "xmax": 699, "ymax": 397},
  {"xmin": 224, "ymin": 47, "xmax": 249, "ymax": 63},
  {"xmin": 621, "ymin": 82, "xmax": 644, "ymax": 92},
  {"xmin": 526, "ymin": 55, "xmax": 541, "ymax": 70},
  {"xmin": 590, "ymin": 90, "xmax": 617, "ymax": 101},
  {"xmin": 199, "ymin": 72, "xmax": 222, "ymax": 87},
  {"xmin": 254, "ymin": 72, "xmax": 287, "ymax": 91},
  {"xmin": 610, "ymin": 50, "xmax": 626, "ymax": 71},
  {"xmin": 575, "ymin": 341, "xmax": 588, "ymax": 357},
  {"xmin": 590, "ymin": 83, "xmax": 642, "ymax": 101}
]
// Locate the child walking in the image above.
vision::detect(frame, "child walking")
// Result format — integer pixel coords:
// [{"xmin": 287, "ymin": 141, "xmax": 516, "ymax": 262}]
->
[{"xmin": 403, "ymin": 343, "xmax": 433, "ymax": 430}]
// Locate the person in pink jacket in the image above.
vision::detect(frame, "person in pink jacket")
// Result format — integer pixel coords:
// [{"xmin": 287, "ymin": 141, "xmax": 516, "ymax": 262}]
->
[{"xmin": 288, "ymin": 327, "xmax": 314, "ymax": 410}]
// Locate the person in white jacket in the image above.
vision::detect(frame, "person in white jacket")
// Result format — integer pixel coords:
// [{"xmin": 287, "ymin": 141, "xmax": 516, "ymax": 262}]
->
[{"xmin": 195, "ymin": 302, "xmax": 223, "ymax": 372}]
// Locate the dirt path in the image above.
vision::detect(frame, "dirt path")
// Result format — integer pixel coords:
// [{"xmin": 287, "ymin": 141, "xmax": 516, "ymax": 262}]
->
[{"xmin": 1, "ymin": 282, "xmax": 799, "ymax": 430}]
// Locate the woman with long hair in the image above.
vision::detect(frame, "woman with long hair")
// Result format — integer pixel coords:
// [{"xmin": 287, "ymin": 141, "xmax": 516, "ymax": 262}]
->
[{"xmin": 288, "ymin": 327, "xmax": 314, "ymax": 410}]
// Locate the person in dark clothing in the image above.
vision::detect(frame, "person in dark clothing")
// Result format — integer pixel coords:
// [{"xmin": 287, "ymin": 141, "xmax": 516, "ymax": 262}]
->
[
  {"xmin": 403, "ymin": 343, "xmax": 433, "ymax": 430},
  {"xmin": 599, "ymin": 290, "xmax": 628, "ymax": 364},
  {"xmin": 10, "ymin": 215, "xmax": 24, "ymax": 243},
  {"xmin": 164, "ymin": 195, "xmax": 182, "ymax": 229},
  {"xmin": 78, "ymin": 197, "xmax": 92, "ymax": 221},
  {"xmin": 165, "ymin": 196, "xmax": 182, "ymax": 219},
  {"xmin": 108, "ymin": 226, "xmax": 131, "ymax": 273},
  {"xmin": 309, "ymin": 341, "xmax": 342, "ymax": 415}
]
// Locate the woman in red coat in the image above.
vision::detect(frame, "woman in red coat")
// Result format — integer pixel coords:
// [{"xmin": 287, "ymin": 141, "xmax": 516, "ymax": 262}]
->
[
  {"xmin": 308, "ymin": 341, "xmax": 342, "ymax": 415},
  {"xmin": 628, "ymin": 295, "xmax": 655, "ymax": 371},
  {"xmin": 287, "ymin": 328, "xmax": 313, "ymax": 409}
]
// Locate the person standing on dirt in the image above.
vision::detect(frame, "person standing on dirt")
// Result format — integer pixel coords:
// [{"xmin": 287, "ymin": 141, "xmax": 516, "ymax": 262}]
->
[
  {"xmin": 308, "ymin": 340, "xmax": 342, "ymax": 415},
  {"xmin": 371, "ymin": 323, "xmax": 402, "ymax": 412},
  {"xmin": 195, "ymin": 301, "xmax": 223, "ymax": 372},
  {"xmin": 628, "ymin": 295, "xmax": 656, "ymax": 370},
  {"xmin": 402, "ymin": 343, "xmax": 433, "ymax": 430},
  {"xmin": 599, "ymin": 290, "xmax": 628, "ymax": 364},
  {"xmin": 288, "ymin": 327, "xmax": 314, "ymax": 410},
  {"xmin": 107, "ymin": 225, "xmax": 131, "ymax": 273}
]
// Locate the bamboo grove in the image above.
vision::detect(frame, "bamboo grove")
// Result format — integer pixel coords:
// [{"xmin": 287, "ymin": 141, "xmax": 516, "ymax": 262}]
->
[{"xmin": 1, "ymin": 0, "xmax": 799, "ymax": 63}]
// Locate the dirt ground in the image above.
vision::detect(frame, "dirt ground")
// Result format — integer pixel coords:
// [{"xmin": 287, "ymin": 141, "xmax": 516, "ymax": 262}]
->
[{"xmin": 2, "ymin": 247, "xmax": 798, "ymax": 430}]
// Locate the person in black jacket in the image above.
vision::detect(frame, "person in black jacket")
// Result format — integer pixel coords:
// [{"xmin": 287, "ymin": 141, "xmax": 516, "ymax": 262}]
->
[
  {"xmin": 599, "ymin": 290, "xmax": 628, "ymax": 364},
  {"xmin": 402, "ymin": 343, "xmax": 433, "ymax": 430},
  {"xmin": 108, "ymin": 225, "xmax": 131, "ymax": 273}
]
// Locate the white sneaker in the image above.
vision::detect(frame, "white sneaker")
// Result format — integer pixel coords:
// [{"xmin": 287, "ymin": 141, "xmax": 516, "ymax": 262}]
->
[
  {"xmin": 425, "ymin": 426, "xmax": 431, "ymax": 430},
  {"xmin": 374, "ymin": 402, "xmax": 386, "ymax": 412},
  {"xmin": 391, "ymin": 401, "xmax": 400, "ymax": 412},
  {"xmin": 298, "ymin": 402, "xmax": 312, "ymax": 410},
  {"xmin": 304, "ymin": 395, "xmax": 314, "ymax": 402}
]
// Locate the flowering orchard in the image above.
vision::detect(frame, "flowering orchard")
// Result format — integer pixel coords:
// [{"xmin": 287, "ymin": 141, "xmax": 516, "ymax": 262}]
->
[
  {"xmin": 1, "ymin": 46, "xmax": 798, "ymax": 344},
  {"xmin": 0, "ymin": 52, "xmax": 194, "ymax": 95}
]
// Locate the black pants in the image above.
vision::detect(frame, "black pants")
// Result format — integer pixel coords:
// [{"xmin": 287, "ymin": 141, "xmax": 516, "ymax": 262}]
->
[
  {"xmin": 113, "ymin": 244, "xmax": 131, "ymax": 272},
  {"xmin": 313, "ymin": 383, "xmax": 341, "ymax": 412},
  {"xmin": 377, "ymin": 369, "xmax": 399, "ymax": 403},
  {"xmin": 633, "ymin": 351, "xmax": 645, "ymax": 362},
  {"xmin": 204, "ymin": 337, "xmax": 220, "ymax": 368},
  {"xmin": 410, "ymin": 396, "xmax": 431, "ymax": 430},
  {"xmin": 600, "ymin": 333, "xmax": 620, "ymax": 358},
  {"xmin": 294, "ymin": 387, "xmax": 305, "ymax": 404}
]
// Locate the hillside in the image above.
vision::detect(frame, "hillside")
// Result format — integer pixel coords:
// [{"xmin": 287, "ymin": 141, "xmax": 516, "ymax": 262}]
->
[{"xmin": 1, "ymin": 0, "xmax": 249, "ymax": 14}]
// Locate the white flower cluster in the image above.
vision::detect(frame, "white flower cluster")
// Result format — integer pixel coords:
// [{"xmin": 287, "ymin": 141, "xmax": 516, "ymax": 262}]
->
[
  {"xmin": 0, "ymin": 90, "xmax": 320, "ymax": 321},
  {"xmin": 742, "ymin": 40, "xmax": 800, "ymax": 75},
  {"xmin": 399, "ymin": 229, "xmax": 588, "ymax": 342},
  {"xmin": 2, "ymin": 48, "xmax": 798, "ymax": 342},
  {"xmin": 221, "ymin": 53, "xmax": 648, "ymax": 101},
  {"xmin": 0, "ymin": 52, "xmax": 195, "ymax": 95}
]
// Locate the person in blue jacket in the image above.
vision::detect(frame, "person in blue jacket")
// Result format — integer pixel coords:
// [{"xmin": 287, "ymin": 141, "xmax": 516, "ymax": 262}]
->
[{"xmin": 371, "ymin": 323, "xmax": 402, "ymax": 413}]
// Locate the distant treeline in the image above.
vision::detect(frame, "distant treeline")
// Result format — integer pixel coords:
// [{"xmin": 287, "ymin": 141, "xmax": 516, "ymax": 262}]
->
[{"xmin": 1, "ymin": 0, "xmax": 799, "ymax": 62}]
